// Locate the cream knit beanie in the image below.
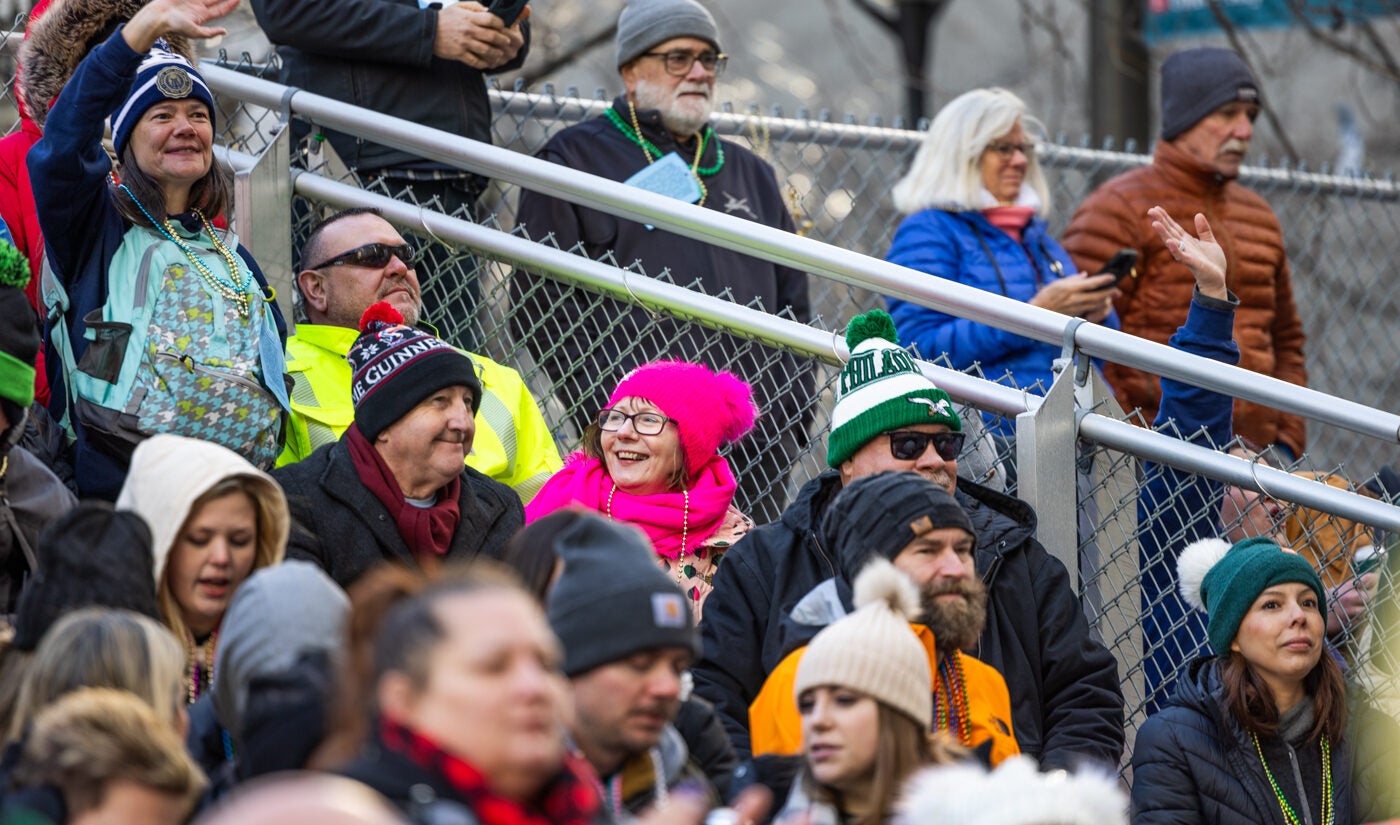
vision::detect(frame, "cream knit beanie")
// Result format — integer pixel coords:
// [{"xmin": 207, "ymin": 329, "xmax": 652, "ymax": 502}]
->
[{"xmin": 794, "ymin": 558, "xmax": 932, "ymax": 729}]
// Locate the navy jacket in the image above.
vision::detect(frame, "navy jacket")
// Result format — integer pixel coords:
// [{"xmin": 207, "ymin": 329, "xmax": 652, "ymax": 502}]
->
[
  {"xmin": 694, "ymin": 471, "xmax": 1125, "ymax": 770},
  {"xmin": 1131, "ymin": 657, "xmax": 1352, "ymax": 825},
  {"xmin": 28, "ymin": 30, "xmax": 285, "ymax": 500}
]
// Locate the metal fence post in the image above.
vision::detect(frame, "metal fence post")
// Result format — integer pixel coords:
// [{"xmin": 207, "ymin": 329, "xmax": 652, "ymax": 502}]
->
[
  {"xmin": 1015, "ymin": 364, "xmax": 1079, "ymax": 590},
  {"xmin": 231, "ymin": 106, "xmax": 295, "ymax": 326}
]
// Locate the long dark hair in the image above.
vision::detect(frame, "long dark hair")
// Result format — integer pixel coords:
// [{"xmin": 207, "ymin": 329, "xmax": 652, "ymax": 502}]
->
[
  {"xmin": 1220, "ymin": 648, "xmax": 1347, "ymax": 744},
  {"xmin": 112, "ymin": 139, "xmax": 231, "ymax": 227}
]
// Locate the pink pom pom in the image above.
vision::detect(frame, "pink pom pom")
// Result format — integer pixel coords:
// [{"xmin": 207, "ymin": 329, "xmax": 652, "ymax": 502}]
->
[{"xmin": 712, "ymin": 371, "xmax": 757, "ymax": 444}]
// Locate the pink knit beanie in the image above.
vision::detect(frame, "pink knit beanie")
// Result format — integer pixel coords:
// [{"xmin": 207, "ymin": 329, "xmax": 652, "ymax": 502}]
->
[{"xmin": 606, "ymin": 361, "xmax": 757, "ymax": 476}]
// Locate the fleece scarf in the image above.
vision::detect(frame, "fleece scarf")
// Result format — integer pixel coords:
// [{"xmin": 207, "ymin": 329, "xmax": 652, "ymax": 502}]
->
[{"xmin": 525, "ymin": 453, "xmax": 737, "ymax": 560}]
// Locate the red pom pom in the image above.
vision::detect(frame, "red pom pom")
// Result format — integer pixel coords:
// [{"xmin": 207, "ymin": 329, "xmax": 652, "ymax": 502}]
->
[{"xmin": 358, "ymin": 301, "xmax": 404, "ymax": 331}]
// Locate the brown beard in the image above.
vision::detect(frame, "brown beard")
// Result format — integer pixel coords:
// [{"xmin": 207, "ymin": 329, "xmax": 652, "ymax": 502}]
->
[{"xmin": 920, "ymin": 576, "xmax": 988, "ymax": 654}]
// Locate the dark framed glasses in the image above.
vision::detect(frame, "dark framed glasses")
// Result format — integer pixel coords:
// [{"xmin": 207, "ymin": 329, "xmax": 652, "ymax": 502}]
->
[
  {"xmin": 887, "ymin": 430, "xmax": 965, "ymax": 462},
  {"xmin": 640, "ymin": 50, "xmax": 728, "ymax": 77},
  {"xmin": 598, "ymin": 408, "xmax": 672, "ymax": 435},
  {"xmin": 306, "ymin": 242, "xmax": 419, "ymax": 271}
]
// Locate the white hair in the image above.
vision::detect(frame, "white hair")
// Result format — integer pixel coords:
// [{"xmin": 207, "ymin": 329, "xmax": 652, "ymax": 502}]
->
[{"xmin": 891, "ymin": 87, "xmax": 1051, "ymax": 216}]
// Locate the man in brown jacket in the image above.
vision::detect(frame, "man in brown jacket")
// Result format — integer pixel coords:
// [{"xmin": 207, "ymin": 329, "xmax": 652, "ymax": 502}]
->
[{"xmin": 1062, "ymin": 47, "xmax": 1307, "ymax": 459}]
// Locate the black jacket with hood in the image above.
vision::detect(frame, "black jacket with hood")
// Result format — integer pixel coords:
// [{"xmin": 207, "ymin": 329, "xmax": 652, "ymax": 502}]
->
[
  {"xmin": 1131, "ymin": 657, "xmax": 1353, "ymax": 825},
  {"xmin": 693, "ymin": 470, "xmax": 1124, "ymax": 770}
]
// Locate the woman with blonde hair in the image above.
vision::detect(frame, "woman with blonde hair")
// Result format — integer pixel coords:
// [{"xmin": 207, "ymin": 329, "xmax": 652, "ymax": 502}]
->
[
  {"xmin": 117, "ymin": 434, "xmax": 287, "ymax": 703},
  {"xmin": 885, "ymin": 87, "xmax": 1117, "ymax": 400},
  {"xmin": 6, "ymin": 608, "xmax": 185, "ymax": 743}
]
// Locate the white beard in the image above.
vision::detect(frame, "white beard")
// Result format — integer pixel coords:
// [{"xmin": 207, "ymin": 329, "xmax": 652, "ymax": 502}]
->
[{"xmin": 633, "ymin": 76, "xmax": 714, "ymax": 137}]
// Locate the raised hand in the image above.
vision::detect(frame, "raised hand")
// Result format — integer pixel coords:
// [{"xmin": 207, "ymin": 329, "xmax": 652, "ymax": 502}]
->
[
  {"xmin": 123, "ymin": 0, "xmax": 240, "ymax": 53},
  {"xmin": 1150, "ymin": 206, "xmax": 1227, "ymax": 300}
]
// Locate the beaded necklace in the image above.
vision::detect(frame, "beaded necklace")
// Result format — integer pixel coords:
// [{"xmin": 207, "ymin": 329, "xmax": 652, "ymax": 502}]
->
[
  {"xmin": 934, "ymin": 652, "xmax": 973, "ymax": 745},
  {"xmin": 118, "ymin": 183, "xmax": 255, "ymax": 318},
  {"xmin": 1250, "ymin": 731, "xmax": 1333, "ymax": 825},
  {"xmin": 606, "ymin": 483, "xmax": 689, "ymax": 588},
  {"xmin": 605, "ymin": 102, "xmax": 725, "ymax": 207},
  {"xmin": 186, "ymin": 630, "xmax": 218, "ymax": 704}
]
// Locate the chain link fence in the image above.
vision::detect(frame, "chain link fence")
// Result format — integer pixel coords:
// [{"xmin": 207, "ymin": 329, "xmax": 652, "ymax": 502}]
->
[{"xmin": 2, "ymin": 25, "xmax": 1395, "ymax": 765}]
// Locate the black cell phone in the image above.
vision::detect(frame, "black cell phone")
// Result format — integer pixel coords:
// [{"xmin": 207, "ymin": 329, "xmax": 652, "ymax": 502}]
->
[
  {"xmin": 487, "ymin": 0, "xmax": 529, "ymax": 26},
  {"xmin": 1097, "ymin": 248, "xmax": 1139, "ymax": 286}
]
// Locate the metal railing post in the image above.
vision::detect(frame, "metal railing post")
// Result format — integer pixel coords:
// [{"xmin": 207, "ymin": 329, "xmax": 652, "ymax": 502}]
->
[
  {"xmin": 231, "ymin": 105, "xmax": 296, "ymax": 325},
  {"xmin": 1015, "ymin": 364, "xmax": 1080, "ymax": 590}
]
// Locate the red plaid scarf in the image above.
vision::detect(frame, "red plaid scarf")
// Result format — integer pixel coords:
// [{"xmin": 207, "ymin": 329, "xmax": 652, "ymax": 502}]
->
[{"xmin": 379, "ymin": 718, "xmax": 600, "ymax": 825}]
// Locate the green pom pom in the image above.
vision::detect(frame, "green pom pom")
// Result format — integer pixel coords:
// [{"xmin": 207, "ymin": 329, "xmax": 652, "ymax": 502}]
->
[
  {"xmin": 0, "ymin": 241, "xmax": 30, "ymax": 290},
  {"xmin": 845, "ymin": 309, "xmax": 898, "ymax": 349}
]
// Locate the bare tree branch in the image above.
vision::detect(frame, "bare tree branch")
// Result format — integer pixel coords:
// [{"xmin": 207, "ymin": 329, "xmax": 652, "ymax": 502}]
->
[
  {"xmin": 1203, "ymin": 0, "xmax": 1302, "ymax": 163},
  {"xmin": 848, "ymin": 0, "xmax": 896, "ymax": 32},
  {"xmin": 519, "ymin": 23, "xmax": 619, "ymax": 87}
]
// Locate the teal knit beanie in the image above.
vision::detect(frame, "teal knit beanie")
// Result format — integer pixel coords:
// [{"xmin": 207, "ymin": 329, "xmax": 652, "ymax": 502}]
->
[
  {"xmin": 1177, "ymin": 536, "xmax": 1326, "ymax": 656},
  {"xmin": 826, "ymin": 310, "xmax": 961, "ymax": 468}
]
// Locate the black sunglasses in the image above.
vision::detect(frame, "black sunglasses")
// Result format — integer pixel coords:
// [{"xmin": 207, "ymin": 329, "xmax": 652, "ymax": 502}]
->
[
  {"xmin": 306, "ymin": 242, "xmax": 419, "ymax": 271},
  {"xmin": 886, "ymin": 430, "xmax": 965, "ymax": 462}
]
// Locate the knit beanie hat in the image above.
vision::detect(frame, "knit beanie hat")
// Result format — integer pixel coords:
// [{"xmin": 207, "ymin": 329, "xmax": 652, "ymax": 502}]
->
[
  {"xmin": 896, "ymin": 755, "xmax": 1127, "ymax": 825},
  {"xmin": 822, "ymin": 471, "xmax": 974, "ymax": 582},
  {"xmin": 794, "ymin": 557, "xmax": 932, "ymax": 729},
  {"xmin": 11, "ymin": 501, "xmax": 161, "ymax": 652},
  {"xmin": 0, "ymin": 237, "xmax": 37, "ymax": 410},
  {"xmin": 606, "ymin": 360, "xmax": 756, "ymax": 477},
  {"xmin": 1178, "ymin": 536, "xmax": 1326, "ymax": 656},
  {"xmin": 616, "ymin": 0, "xmax": 721, "ymax": 67},
  {"xmin": 347, "ymin": 302, "xmax": 481, "ymax": 440},
  {"xmin": 547, "ymin": 512, "xmax": 700, "ymax": 677},
  {"xmin": 827, "ymin": 310, "xmax": 961, "ymax": 468},
  {"xmin": 111, "ymin": 40, "xmax": 217, "ymax": 158},
  {"xmin": 1160, "ymin": 47, "xmax": 1259, "ymax": 141}
]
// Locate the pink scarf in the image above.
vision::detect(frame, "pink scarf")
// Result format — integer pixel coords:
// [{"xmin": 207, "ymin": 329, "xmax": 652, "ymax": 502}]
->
[
  {"xmin": 982, "ymin": 205, "xmax": 1036, "ymax": 242},
  {"xmin": 526, "ymin": 453, "xmax": 738, "ymax": 560}
]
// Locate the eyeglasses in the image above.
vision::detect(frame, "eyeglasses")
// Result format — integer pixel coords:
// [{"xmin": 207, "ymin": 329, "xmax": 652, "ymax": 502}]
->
[
  {"xmin": 597, "ymin": 408, "xmax": 672, "ymax": 436},
  {"xmin": 306, "ymin": 242, "xmax": 419, "ymax": 271},
  {"xmin": 640, "ymin": 50, "xmax": 728, "ymax": 77},
  {"xmin": 887, "ymin": 430, "xmax": 966, "ymax": 462},
  {"xmin": 986, "ymin": 141, "xmax": 1036, "ymax": 160}
]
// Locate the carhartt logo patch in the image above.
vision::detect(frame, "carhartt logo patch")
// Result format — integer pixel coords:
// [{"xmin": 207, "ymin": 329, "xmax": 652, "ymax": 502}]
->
[
  {"xmin": 909, "ymin": 515, "xmax": 933, "ymax": 535},
  {"xmin": 652, "ymin": 593, "xmax": 686, "ymax": 627}
]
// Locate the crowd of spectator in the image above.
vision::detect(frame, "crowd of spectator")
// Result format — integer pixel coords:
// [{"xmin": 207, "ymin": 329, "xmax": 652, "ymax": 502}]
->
[{"xmin": 0, "ymin": 0, "xmax": 1396, "ymax": 824}]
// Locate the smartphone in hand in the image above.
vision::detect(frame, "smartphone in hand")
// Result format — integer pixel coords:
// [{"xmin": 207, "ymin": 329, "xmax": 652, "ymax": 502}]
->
[
  {"xmin": 1097, "ymin": 249, "xmax": 1139, "ymax": 286},
  {"xmin": 487, "ymin": 0, "xmax": 529, "ymax": 26}
]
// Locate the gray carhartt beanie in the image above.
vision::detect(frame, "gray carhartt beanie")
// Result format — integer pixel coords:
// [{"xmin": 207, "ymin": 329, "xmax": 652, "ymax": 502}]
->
[
  {"xmin": 213, "ymin": 561, "xmax": 349, "ymax": 737},
  {"xmin": 546, "ymin": 513, "xmax": 699, "ymax": 677},
  {"xmin": 1160, "ymin": 47, "xmax": 1259, "ymax": 141},
  {"xmin": 615, "ymin": 0, "xmax": 721, "ymax": 68}
]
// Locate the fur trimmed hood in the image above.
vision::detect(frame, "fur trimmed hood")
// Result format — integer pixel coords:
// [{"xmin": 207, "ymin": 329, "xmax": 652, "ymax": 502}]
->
[{"xmin": 19, "ymin": 0, "xmax": 196, "ymax": 131}]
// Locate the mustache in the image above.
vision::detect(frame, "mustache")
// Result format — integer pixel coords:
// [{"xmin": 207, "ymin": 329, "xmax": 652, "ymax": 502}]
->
[{"xmin": 1222, "ymin": 139, "xmax": 1250, "ymax": 154}]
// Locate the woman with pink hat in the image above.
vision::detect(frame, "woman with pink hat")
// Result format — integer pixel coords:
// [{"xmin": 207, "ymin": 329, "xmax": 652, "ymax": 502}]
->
[{"xmin": 525, "ymin": 361, "xmax": 757, "ymax": 619}]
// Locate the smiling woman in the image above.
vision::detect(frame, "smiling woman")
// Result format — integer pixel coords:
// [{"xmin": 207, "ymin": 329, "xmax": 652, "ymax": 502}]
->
[
  {"xmin": 116, "ymin": 434, "xmax": 288, "ymax": 703},
  {"xmin": 525, "ymin": 360, "xmax": 757, "ymax": 619},
  {"xmin": 28, "ymin": 0, "xmax": 289, "ymax": 500}
]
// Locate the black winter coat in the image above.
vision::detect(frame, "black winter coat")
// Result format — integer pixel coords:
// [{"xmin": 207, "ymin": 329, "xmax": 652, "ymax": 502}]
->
[
  {"xmin": 272, "ymin": 438, "xmax": 523, "ymax": 588},
  {"xmin": 1131, "ymin": 658, "xmax": 1353, "ymax": 825},
  {"xmin": 249, "ymin": 0, "xmax": 529, "ymax": 173},
  {"xmin": 693, "ymin": 471, "xmax": 1125, "ymax": 770}
]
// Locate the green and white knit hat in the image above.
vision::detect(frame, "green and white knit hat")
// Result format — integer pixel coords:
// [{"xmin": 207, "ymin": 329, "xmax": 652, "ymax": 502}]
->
[
  {"xmin": 0, "ymin": 238, "xmax": 37, "ymax": 411},
  {"xmin": 827, "ymin": 310, "xmax": 961, "ymax": 468}
]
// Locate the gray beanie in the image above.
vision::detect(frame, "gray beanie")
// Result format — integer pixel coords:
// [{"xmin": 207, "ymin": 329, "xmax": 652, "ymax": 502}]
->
[
  {"xmin": 212, "ymin": 561, "xmax": 349, "ymax": 737},
  {"xmin": 822, "ymin": 471, "xmax": 976, "ymax": 583},
  {"xmin": 546, "ymin": 513, "xmax": 700, "ymax": 677},
  {"xmin": 1160, "ymin": 47, "xmax": 1259, "ymax": 141},
  {"xmin": 616, "ymin": 0, "xmax": 721, "ymax": 68}
]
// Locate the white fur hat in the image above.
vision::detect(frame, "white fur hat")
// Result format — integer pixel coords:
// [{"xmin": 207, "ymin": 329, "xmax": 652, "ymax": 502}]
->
[{"xmin": 895, "ymin": 756, "xmax": 1127, "ymax": 825}]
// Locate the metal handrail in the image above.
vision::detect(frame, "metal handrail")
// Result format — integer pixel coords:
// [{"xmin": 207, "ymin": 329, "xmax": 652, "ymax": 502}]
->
[{"xmin": 201, "ymin": 65, "xmax": 1400, "ymax": 448}]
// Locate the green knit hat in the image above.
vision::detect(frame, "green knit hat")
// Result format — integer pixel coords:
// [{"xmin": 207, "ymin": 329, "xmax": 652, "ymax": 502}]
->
[
  {"xmin": 0, "ymin": 239, "xmax": 37, "ymax": 410},
  {"xmin": 826, "ymin": 309, "xmax": 960, "ymax": 468},
  {"xmin": 1178, "ymin": 536, "xmax": 1327, "ymax": 656}
]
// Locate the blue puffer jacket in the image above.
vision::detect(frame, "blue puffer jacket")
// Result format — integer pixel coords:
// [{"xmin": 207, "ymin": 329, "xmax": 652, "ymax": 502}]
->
[
  {"xmin": 885, "ymin": 208, "xmax": 1117, "ymax": 394},
  {"xmin": 1131, "ymin": 657, "xmax": 1353, "ymax": 825}
]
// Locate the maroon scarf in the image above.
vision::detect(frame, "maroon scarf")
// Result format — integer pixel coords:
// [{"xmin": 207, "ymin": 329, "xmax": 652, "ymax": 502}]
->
[
  {"xmin": 345, "ymin": 423, "xmax": 461, "ymax": 562},
  {"xmin": 379, "ymin": 717, "xmax": 600, "ymax": 825}
]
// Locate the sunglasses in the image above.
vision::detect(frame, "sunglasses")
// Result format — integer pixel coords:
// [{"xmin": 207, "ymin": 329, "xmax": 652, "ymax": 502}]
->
[
  {"xmin": 887, "ymin": 430, "xmax": 965, "ymax": 462},
  {"xmin": 306, "ymin": 242, "xmax": 419, "ymax": 271}
]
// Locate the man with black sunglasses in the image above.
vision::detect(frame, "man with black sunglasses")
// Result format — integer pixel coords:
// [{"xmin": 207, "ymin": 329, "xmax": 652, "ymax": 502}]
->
[
  {"xmin": 278, "ymin": 208, "xmax": 561, "ymax": 504},
  {"xmin": 512, "ymin": 0, "xmax": 814, "ymax": 526},
  {"xmin": 694, "ymin": 309, "xmax": 1125, "ymax": 775}
]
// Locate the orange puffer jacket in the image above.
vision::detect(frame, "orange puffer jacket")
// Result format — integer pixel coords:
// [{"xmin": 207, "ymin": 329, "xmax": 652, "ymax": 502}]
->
[{"xmin": 1061, "ymin": 140, "xmax": 1307, "ymax": 458}]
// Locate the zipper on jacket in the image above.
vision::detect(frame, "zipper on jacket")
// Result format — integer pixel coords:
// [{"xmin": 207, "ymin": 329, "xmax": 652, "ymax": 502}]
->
[{"xmin": 1284, "ymin": 742, "xmax": 1316, "ymax": 825}]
